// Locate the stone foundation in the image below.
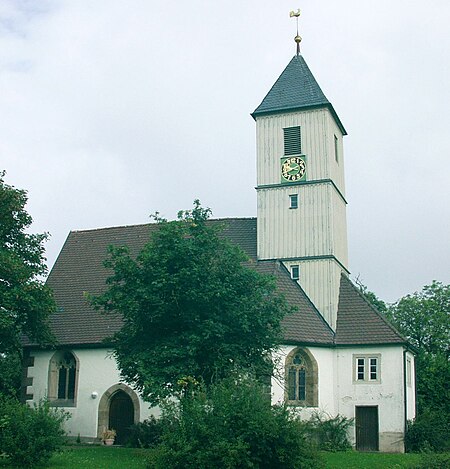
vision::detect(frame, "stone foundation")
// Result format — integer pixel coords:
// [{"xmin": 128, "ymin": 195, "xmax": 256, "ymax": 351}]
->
[{"xmin": 379, "ymin": 432, "xmax": 404, "ymax": 453}]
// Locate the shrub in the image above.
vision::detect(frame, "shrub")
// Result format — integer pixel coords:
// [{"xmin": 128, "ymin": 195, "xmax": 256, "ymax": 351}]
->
[
  {"xmin": 126, "ymin": 416, "xmax": 163, "ymax": 448},
  {"xmin": 146, "ymin": 376, "xmax": 322, "ymax": 469},
  {"xmin": 413, "ymin": 452, "xmax": 450, "ymax": 469},
  {"xmin": 303, "ymin": 412, "xmax": 353, "ymax": 452},
  {"xmin": 405, "ymin": 411, "xmax": 450, "ymax": 453},
  {"xmin": 0, "ymin": 397, "xmax": 69, "ymax": 468}
]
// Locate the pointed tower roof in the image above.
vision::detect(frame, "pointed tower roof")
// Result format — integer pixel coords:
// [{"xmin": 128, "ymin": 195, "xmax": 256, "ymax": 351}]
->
[{"xmin": 252, "ymin": 55, "xmax": 347, "ymax": 135}]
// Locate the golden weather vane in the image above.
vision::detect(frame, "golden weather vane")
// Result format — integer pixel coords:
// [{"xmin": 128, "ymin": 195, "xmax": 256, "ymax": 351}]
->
[{"xmin": 289, "ymin": 9, "xmax": 302, "ymax": 55}]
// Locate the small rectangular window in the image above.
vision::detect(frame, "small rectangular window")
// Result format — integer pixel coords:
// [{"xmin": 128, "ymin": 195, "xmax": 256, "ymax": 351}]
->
[
  {"xmin": 407, "ymin": 358, "xmax": 412, "ymax": 387},
  {"xmin": 369, "ymin": 358, "xmax": 378, "ymax": 380},
  {"xmin": 354, "ymin": 354, "xmax": 381, "ymax": 383},
  {"xmin": 289, "ymin": 194, "xmax": 298, "ymax": 209},
  {"xmin": 284, "ymin": 126, "xmax": 301, "ymax": 155},
  {"xmin": 291, "ymin": 265, "xmax": 299, "ymax": 280},
  {"xmin": 334, "ymin": 135, "xmax": 339, "ymax": 162},
  {"xmin": 357, "ymin": 358, "xmax": 365, "ymax": 381}
]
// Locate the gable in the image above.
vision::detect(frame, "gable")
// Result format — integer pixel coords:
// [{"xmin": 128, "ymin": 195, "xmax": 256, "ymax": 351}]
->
[{"xmin": 335, "ymin": 274, "xmax": 406, "ymax": 346}]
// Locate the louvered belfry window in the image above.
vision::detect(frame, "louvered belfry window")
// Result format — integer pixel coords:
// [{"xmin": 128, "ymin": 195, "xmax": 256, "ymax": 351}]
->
[{"xmin": 283, "ymin": 126, "xmax": 301, "ymax": 155}]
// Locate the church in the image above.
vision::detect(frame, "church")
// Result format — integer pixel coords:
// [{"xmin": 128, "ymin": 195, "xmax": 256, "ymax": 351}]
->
[{"xmin": 22, "ymin": 36, "xmax": 416, "ymax": 452}]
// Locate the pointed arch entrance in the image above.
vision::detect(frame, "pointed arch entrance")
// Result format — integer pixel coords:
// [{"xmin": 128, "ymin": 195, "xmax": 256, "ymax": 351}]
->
[{"xmin": 97, "ymin": 384, "xmax": 140, "ymax": 444}]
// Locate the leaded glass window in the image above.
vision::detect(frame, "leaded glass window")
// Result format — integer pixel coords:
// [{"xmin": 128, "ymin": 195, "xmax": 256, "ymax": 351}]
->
[{"xmin": 288, "ymin": 353, "xmax": 307, "ymax": 401}]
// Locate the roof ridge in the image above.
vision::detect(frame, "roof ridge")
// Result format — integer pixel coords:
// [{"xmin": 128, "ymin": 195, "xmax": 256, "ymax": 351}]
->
[{"xmin": 70, "ymin": 217, "xmax": 257, "ymax": 234}]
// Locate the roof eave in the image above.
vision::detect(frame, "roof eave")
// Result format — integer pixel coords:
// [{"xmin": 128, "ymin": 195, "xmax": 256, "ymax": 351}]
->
[
  {"xmin": 251, "ymin": 103, "xmax": 347, "ymax": 136},
  {"xmin": 23, "ymin": 341, "xmax": 114, "ymax": 350},
  {"xmin": 334, "ymin": 341, "xmax": 410, "ymax": 348},
  {"xmin": 281, "ymin": 340, "xmax": 334, "ymax": 348}
]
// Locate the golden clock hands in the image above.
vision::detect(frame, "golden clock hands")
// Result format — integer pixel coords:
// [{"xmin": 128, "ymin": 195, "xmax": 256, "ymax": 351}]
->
[{"xmin": 284, "ymin": 163, "xmax": 300, "ymax": 173}]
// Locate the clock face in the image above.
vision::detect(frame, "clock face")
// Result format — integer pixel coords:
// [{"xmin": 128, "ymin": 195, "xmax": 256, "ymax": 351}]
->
[{"xmin": 281, "ymin": 156, "xmax": 306, "ymax": 183}]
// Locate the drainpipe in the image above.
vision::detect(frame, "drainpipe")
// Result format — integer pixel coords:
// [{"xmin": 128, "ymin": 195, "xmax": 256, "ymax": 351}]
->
[
  {"xmin": 413, "ymin": 352, "xmax": 417, "ymax": 419},
  {"xmin": 403, "ymin": 349, "xmax": 408, "ymax": 442}
]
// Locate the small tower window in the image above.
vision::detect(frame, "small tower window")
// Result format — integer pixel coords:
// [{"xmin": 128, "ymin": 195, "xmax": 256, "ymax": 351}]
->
[
  {"xmin": 284, "ymin": 126, "xmax": 301, "ymax": 155},
  {"xmin": 334, "ymin": 135, "xmax": 339, "ymax": 163},
  {"xmin": 289, "ymin": 194, "xmax": 298, "ymax": 209},
  {"xmin": 291, "ymin": 265, "xmax": 300, "ymax": 280}
]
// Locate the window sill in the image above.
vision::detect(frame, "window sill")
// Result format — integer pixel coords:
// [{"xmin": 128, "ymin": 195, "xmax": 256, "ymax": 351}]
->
[
  {"xmin": 353, "ymin": 380, "xmax": 381, "ymax": 385},
  {"xmin": 286, "ymin": 401, "xmax": 317, "ymax": 407},
  {"xmin": 49, "ymin": 399, "xmax": 76, "ymax": 408}
]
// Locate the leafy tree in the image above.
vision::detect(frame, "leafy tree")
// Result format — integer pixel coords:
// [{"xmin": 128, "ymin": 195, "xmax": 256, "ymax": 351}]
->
[
  {"xmin": 0, "ymin": 171, "xmax": 55, "ymax": 397},
  {"xmin": 355, "ymin": 275, "xmax": 388, "ymax": 314},
  {"xmin": 92, "ymin": 200, "xmax": 292, "ymax": 405},
  {"xmin": 387, "ymin": 281, "xmax": 449, "ymax": 411},
  {"xmin": 387, "ymin": 281, "xmax": 449, "ymax": 356},
  {"xmin": 388, "ymin": 282, "xmax": 450, "ymax": 445},
  {"xmin": 0, "ymin": 353, "xmax": 21, "ymax": 398}
]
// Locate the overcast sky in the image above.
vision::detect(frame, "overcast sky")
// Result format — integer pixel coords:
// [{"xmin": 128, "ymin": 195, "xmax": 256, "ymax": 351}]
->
[{"xmin": 1, "ymin": 1, "xmax": 449, "ymax": 303}]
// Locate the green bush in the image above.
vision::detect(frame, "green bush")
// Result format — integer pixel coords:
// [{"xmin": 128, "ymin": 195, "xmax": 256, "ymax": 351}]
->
[
  {"xmin": 126, "ymin": 416, "xmax": 163, "ymax": 448},
  {"xmin": 405, "ymin": 411, "xmax": 450, "ymax": 453},
  {"xmin": 412, "ymin": 452, "xmax": 450, "ymax": 469},
  {"xmin": 146, "ymin": 376, "xmax": 322, "ymax": 469},
  {"xmin": 0, "ymin": 397, "xmax": 69, "ymax": 467},
  {"xmin": 303, "ymin": 412, "xmax": 353, "ymax": 452}
]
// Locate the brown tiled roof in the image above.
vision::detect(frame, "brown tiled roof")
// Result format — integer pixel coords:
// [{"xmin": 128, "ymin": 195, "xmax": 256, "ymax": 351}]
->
[
  {"xmin": 24, "ymin": 220, "xmax": 404, "ymax": 349},
  {"xmin": 255, "ymin": 261, "xmax": 334, "ymax": 345},
  {"xmin": 35, "ymin": 218, "xmax": 258, "ymax": 347},
  {"xmin": 335, "ymin": 274, "xmax": 406, "ymax": 345},
  {"xmin": 24, "ymin": 218, "xmax": 335, "ymax": 347}
]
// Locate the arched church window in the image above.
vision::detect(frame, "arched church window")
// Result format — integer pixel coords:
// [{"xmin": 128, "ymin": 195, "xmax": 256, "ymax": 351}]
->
[
  {"xmin": 285, "ymin": 347, "xmax": 318, "ymax": 407},
  {"xmin": 48, "ymin": 351, "xmax": 79, "ymax": 406}
]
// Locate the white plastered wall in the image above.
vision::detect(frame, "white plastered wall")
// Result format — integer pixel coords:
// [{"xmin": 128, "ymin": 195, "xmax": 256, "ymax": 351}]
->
[
  {"xmin": 272, "ymin": 344, "xmax": 411, "ymax": 452},
  {"xmin": 27, "ymin": 348, "xmax": 158, "ymax": 438},
  {"xmin": 272, "ymin": 345, "xmax": 336, "ymax": 418},
  {"xmin": 335, "ymin": 346, "xmax": 408, "ymax": 452}
]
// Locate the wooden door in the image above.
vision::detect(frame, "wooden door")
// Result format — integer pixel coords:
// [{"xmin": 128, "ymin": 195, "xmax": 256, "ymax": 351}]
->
[
  {"xmin": 355, "ymin": 406, "xmax": 379, "ymax": 451},
  {"xmin": 109, "ymin": 390, "xmax": 134, "ymax": 445}
]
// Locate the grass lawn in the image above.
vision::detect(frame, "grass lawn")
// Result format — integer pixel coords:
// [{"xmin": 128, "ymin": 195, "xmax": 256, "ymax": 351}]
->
[
  {"xmin": 0, "ymin": 446, "xmax": 439, "ymax": 468},
  {"xmin": 0, "ymin": 446, "xmax": 149, "ymax": 469},
  {"xmin": 322, "ymin": 450, "xmax": 422, "ymax": 468}
]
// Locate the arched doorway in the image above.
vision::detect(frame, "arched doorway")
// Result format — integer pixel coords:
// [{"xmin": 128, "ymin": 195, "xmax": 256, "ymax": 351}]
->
[
  {"xmin": 109, "ymin": 390, "xmax": 134, "ymax": 445},
  {"xmin": 97, "ymin": 383, "xmax": 140, "ymax": 444}
]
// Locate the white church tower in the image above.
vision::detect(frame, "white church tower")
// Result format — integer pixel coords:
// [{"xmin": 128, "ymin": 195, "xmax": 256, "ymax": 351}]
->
[{"xmin": 252, "ymin": 35, "xmax": 348, "ymax": 329}]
